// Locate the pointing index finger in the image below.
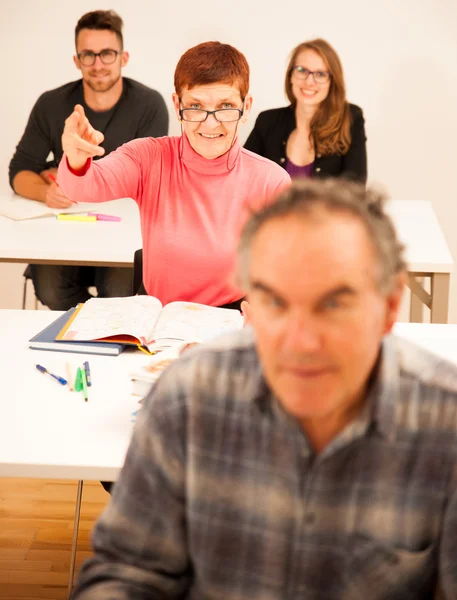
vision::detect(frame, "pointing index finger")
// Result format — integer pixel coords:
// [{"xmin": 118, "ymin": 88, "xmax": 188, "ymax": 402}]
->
[
  {"xmin": 70, "ymin": 134, "xmax": 105, "ymax": 157},
  {"xmin": 74, "ymin": 104, "xmax": 86, "ymax": 118}
]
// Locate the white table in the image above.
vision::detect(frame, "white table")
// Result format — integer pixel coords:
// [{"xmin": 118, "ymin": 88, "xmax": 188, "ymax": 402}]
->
[
  {"xmin": 0, "ymin": 309, "xmax": 145, "ymax": 597},
  {"xmin": 0, "ymin": 197, "xmax": 141, "ymax": 267},
  {"xmin": 0, "ymin": 310, "xmax": 142, "ymax": 480},
  {"xmin": 387, "ymin": 200, "xmax": 453, "ymax": 323},
  {"xmin": 393, "ymin": 321, "xmax": 457, "ymax": 362},
  {"xmin": 2, "ymin": 314, "xmax": 456, "ymax": 483},
  {"xmin": 2, "ymin": 315, "xmax": 453, "ymax": 482},
  {"xmin": 0, "ymin": 197, "xmax": 452, "ymax": 322}
]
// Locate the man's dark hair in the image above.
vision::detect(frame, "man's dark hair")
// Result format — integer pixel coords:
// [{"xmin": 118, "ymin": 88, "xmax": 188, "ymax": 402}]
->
[
  {"xmin": 238, "ymin": 178, "xmax": 407, "ymax": 295},
  {"xmin": 75, "ymin": 10, "xmax": 124, "ymax": 48}
]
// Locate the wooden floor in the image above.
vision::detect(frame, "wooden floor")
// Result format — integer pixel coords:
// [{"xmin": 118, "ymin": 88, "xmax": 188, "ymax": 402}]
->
[{"xmin": 0, "ymin": 478, "xmax": 109, "ymax": 599}]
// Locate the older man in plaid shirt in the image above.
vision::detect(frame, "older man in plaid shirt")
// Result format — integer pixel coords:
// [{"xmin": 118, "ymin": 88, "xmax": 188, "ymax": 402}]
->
[{"xmin": 73, "ymin": 179, "xmax": 457, "ymax": 599}]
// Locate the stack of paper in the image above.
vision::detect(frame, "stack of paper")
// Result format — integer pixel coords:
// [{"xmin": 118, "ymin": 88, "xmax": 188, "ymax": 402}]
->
[{"xmin": 129, "ymin": 345, "xmax": 185, "ymax": 398}]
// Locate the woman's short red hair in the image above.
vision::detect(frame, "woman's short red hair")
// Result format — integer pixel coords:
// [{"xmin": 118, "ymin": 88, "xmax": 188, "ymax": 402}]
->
[{"xmin": 174, "ymin": 41, "xmax": 250, "ymax": 98}]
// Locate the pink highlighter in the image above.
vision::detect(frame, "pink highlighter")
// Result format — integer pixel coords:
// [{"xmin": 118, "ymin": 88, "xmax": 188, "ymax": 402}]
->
[{"xmin": 88, "ymin": 212, "xmax": 122, "ymax": 222}]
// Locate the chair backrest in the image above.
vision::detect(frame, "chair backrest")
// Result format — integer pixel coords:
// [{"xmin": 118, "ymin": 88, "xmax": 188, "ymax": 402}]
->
[{"xmin": 133, "ymin": 248, "xmax": 143, "ymax": 295}]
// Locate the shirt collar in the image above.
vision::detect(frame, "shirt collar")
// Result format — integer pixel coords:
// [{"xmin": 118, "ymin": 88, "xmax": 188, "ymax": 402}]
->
[
  {"xmin": 179, "ymin": 132, "xmax": 241, "ymax": 174},
  {"xmin": 369, "ymin": 335, "xmax": 401, "ymax": 442}
]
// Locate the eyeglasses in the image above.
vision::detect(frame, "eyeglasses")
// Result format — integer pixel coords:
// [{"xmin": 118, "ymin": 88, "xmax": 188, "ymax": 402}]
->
[
  {"xmin": 179, "ymin": 105, "xmax": 244, "ymax": 123},
  {"xmin": 77, "ymin": 49, "xmax": 122, "ymax": 66},
  {"xmin": 292, "ymin": 66, "xmax": 331, "ymax": 85}
]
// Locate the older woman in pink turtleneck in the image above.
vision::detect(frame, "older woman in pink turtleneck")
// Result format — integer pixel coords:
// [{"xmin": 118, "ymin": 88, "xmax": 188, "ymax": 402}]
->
[{"xmin": 58, "ymin": 41, "xmax": 290, "ymax": 310}]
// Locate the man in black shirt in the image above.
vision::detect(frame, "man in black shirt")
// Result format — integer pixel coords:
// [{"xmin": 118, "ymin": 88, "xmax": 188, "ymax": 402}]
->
[{"xmin": 9, "ymin": 10, "xmax": 168, "ymax": 310}]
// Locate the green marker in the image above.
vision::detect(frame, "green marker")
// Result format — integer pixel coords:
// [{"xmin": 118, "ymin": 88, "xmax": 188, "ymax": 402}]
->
[{"xmin": 75, "ymin": 367, "xmax": 83, "ymax": 392}]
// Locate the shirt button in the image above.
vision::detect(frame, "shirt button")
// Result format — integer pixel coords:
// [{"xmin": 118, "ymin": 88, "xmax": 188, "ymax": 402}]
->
[
  {"xmin": 317, "ymin": 153, "xmax": 322, "ymax": 158},
  {"xmin": 305, "ymin": 513, "xmax": 315, "ymax": 526},
  {"xmin": 315, "ymin": 167, "xmax": 321, "ymax": 172},
  {"xmin": 280, "ymin": 157, "xmax": 286, "ymax": 164}
]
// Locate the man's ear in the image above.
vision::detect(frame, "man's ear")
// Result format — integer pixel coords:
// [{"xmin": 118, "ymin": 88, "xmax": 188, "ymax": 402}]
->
[
  {"xmin": 383, "ymin": 271, "xmax": 407, "ymax": 335},
  {"xmin": 73, "ymin": 55, "xmax": 81, "ymax": 71},
  {"xmin": 241, "ymin": 300, "xmax": 252, "ymax": 326},
  {"xmin": 121, "ymin": 51, "xmax": 130, "ymax": 67}
]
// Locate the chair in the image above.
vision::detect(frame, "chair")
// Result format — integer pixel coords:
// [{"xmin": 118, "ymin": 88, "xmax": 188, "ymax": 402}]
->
[
  {"xmin": 22, "ymin": 265, "xmax": 38, "ymax": 310},
  {"xmin": 133, "ymin": 249, "xmax": 145, "ymax": 295}
]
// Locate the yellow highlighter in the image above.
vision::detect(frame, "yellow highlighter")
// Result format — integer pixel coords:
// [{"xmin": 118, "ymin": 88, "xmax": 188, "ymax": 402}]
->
[{"xmin": 57, "ymin": 214, "xmax": 97, "ymax": 222}]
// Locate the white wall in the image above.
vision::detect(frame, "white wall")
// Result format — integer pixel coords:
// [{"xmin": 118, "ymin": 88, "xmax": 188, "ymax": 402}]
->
[{"xmin": 1, "ymin": 0, "xmax": 456, "ymax": 318}]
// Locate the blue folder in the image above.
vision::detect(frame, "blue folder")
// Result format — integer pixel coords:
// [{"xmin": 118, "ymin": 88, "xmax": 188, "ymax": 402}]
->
[{"xmin": 29, "ymin": 307, "xmax": 125, "ymax": 356}]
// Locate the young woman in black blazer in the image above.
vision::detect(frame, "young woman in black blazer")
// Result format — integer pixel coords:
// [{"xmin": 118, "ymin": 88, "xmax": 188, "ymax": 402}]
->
[{"xmin": 245, "ymin": 39, "xmax": 367, "ymax": 183}]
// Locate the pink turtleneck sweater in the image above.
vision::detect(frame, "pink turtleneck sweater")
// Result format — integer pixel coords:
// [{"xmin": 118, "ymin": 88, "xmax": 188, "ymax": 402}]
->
[{"xmin": 58, "ymin": 135, "xmax": 290, "ymax": 306}]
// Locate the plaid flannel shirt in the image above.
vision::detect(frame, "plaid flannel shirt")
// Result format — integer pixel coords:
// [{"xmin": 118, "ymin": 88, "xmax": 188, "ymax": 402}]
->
[{"xmin": 73, "ymin": 328, "xmax": 457, "ymax": 599}]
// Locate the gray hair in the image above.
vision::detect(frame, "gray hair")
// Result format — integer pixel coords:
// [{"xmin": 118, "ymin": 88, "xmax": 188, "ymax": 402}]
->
[{"xmin": 237, "ymin": 178, "xmax": 407, "ymax": 294}]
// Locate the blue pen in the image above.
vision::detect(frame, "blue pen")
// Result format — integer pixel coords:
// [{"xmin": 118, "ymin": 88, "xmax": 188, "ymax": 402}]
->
[
  {"xmin": 35, "ymin": 364, "xmax": 67, "ymax": 386},
  {"xmin": 83, "ymin": 361, "xmax": 92, "ymax": 387}
]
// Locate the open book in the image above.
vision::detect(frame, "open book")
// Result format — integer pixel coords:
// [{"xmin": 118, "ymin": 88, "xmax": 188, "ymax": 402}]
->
[{"xmin": 56, "ymin": 295, "xmax": 243, "ymax": 353}]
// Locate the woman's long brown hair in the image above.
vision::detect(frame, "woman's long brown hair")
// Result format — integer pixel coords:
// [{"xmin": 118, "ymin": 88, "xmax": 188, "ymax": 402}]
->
[{"xmin": 285, "ymin": 39, "xmax": 351, "ymax": 156}]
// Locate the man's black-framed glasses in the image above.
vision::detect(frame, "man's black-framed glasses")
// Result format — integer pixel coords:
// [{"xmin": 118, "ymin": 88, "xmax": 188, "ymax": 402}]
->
[
  {"xmin": 179, "ymin": 103, "xmax": 244, "ymax": 123},
  {"xmin": 292, "ymin": 66, "xmax": 331, "ymax": 84},
  {"xmin": 77, "ymin": 49, "xmax": 122, "ymax": 66}
]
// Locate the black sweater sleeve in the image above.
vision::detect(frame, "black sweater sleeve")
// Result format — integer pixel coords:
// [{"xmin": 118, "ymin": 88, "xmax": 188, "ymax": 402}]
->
[{"xmin": 8, "ymin": 93, "xmax": 54, "ymax": 189}]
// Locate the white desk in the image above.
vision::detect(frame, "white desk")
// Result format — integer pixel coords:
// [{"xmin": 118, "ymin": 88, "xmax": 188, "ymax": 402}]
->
[
  {"xmin": 0, "ymin": 309, "xmax": 142, "ymax": 481},
  {"xmin": 2, "ymin": 310, "xmax": 457, "ymax": 483},
  {"xmin": 0, "ymin": 309, "xmax": 146, "ymax": 597},
  {"xmin": 387, "ymin": 200, "xmax": 453, "ymax": 323},
  {"xmin": 0, "ymin": 198, "xmax": 452, "ymax": 318},
  {"xmin": 0, "ymin": 198, "xmax": 141, "ymax": 267},
  {"xmin": 393, "ymin": 321, "xmax": 457, "ymax": 362}
]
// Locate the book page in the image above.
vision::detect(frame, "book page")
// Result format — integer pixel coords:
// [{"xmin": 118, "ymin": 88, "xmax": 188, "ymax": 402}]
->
[
  {"xmin": 0, "ymin": 195, "xmax": 115, "ymax": 221},
  {"xmin": 60, "ymin": 296, "xmax": 163, "ymax": 345},
  {"xmin": 150, "ymin": 301, "xmax": 243, "ymax": 347},
  {"xmin": 0, "ymin": 196, "xmax": 89, "ymax": 220}
]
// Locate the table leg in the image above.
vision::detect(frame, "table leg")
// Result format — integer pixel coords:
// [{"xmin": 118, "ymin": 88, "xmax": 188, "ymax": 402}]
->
[
  {"xmin": 409, "ymin": 276, "xmax": 425, "ymax": 322},
  {"xmin": 408, "ymin": 275, "xmax": 432, "ymax": 323},
  {"xmin": 430, "ymin": 273, "xmax": 450, "ymax": 323},
  {"xmin": 67, "ymin": 480, "xmax": 83, "ymax": 600}
]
